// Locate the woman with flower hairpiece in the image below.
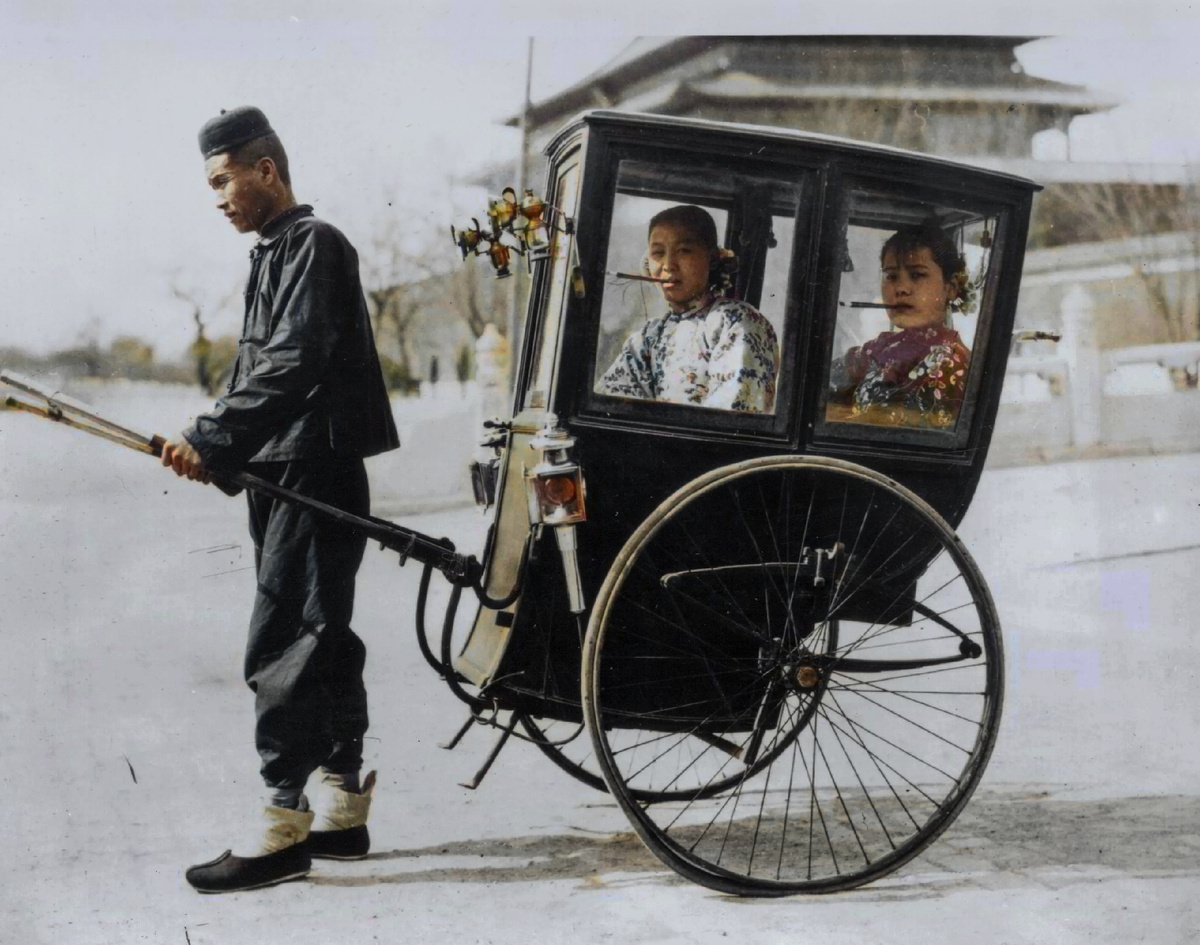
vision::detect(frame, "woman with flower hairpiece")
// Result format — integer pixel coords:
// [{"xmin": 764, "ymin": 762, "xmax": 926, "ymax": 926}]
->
[
  {"xmin": 829, "ymin": 220, "xmax": 973, "ymax": 427},
  {"xmin": 596, "ymin": 204, "xmax": 779, "ymax": 413}
]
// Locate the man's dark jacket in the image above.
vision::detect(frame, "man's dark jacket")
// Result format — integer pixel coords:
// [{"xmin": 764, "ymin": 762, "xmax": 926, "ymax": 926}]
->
[{"xmin": 184, "ymin": 205, "xmax": 399, "ymax": 468}]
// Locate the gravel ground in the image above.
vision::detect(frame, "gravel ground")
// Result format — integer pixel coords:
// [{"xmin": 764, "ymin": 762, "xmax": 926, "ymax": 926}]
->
[{"xmin": 1, "ymin": 391, "xmax": 1197, "ymax": 944}]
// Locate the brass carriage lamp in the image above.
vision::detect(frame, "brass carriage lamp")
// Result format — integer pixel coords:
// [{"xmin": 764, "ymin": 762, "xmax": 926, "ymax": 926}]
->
[
  {"xmin": 525, "ymin": 417, "xmax": 586, "ymax": 525},
  {"xmin": 526, "ymin": 461, "xmax": 586, "ymax": 525},
  {"xmin": 525, "ymin": 417, "xmax": 587, "ymax": 613}
]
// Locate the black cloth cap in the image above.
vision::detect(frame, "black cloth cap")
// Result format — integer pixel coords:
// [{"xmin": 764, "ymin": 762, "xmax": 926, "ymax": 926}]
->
[{"xmin": 198, "ymin": 106, "xmax": 274, "ymax": 159}]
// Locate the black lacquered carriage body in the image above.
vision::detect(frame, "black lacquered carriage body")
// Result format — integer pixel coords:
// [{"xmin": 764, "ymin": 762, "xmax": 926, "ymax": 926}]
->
[{"xmin": 442, "ymin": 111, "xmax": 1039, "ymax": 896}]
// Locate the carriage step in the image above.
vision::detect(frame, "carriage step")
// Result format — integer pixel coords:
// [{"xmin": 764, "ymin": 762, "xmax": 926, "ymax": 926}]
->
[
  {"xmin": 439, "ymin": 712, "xmax": 477, "ymax": 751},
  {"xmin": 458, "ymin": 713, "xmax": 519, "ymax": 790}
]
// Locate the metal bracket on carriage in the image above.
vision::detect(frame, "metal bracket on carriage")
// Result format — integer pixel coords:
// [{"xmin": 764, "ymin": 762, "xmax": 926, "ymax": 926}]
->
[
  {"xmin": 809, "ymin": 541, "xmax": 845, "ymax": 588},
  {"xmin": 437, "ymin": 703, "xmax": 520, "ymax": 791},
  {"xmin": 479, "ymin": 416, "xmax": 512, "ymax": 450},
  {"xmin": 1013, "ymin": 329, "xmax": 1062, "ymax": 343},
  {"xmin": 393, "ymin": 531, "xmax": 418, "ymax": 566},
  {"xmin": 658, "ymin": 541, "xmax": 846, "ymax": 591},
  {"xmin": 438, "ymin": 697, "xmax": 507, "ymax": 750}
]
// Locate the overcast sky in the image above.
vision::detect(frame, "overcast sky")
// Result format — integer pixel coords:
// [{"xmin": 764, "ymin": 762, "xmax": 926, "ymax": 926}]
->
[{"xmin": 2, "ymin": 1, "xmax": 1199, "ymax": 357}]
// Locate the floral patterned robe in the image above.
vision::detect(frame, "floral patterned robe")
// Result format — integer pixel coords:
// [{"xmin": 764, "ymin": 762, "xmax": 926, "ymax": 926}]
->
[
  {"xmin": 830, "ymin": 325, "xmax": 971, "ymax": 427},
  {"xmin": 596, "ymin": 297, "xmax": 779, "ymax": 413}
]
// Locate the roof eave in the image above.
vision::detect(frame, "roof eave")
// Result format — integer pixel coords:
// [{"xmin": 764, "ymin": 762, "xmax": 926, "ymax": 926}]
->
[{"xmin": 508, "ymin": 35, "xmax": 1058, "ymax": 127}]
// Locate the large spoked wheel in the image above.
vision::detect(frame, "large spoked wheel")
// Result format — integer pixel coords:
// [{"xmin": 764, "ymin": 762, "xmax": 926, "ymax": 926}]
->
[{"xmin": 581, "ymin": 456, "xmax": 1004, "ymax": 896}]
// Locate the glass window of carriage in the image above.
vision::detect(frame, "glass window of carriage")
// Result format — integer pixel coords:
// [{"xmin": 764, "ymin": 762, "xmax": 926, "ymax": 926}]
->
[
  {"xmin": 819, "ymin": 189, "xmax": 1001, "ymax": 446},
  {"xmin": 589, "ymin": 160, "xmax": 800, "ymax": 422}
]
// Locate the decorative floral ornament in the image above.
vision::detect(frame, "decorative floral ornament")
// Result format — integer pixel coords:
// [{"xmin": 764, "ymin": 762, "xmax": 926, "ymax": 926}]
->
[
  {"xmin": 948, "ymin": 267, "xmax": 978, "ymax": 315},
  {"xmin": 711, "ymin": 247, "xmax": 739, "ymax": 297}
]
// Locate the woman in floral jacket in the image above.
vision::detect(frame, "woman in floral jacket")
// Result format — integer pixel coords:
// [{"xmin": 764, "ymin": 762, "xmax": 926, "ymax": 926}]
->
[
  {"xmin": 830, "ymin": 221, "xmax": 973, "ymax": 428},
  {"xmin": 597, "ymin": 205, "xmax": 779, "ymax": 413}
]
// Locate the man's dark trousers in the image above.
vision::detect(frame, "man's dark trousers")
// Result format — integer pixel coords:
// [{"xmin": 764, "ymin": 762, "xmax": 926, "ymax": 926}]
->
[{"xmin": 243, "ymin": 455, "xmax": 371, "ymax": 790}]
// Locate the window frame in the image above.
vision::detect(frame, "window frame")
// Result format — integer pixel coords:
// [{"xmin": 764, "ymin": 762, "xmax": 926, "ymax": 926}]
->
[
  {"xmin": 806, "ymin": 173, "xmax": 1015, "ymax": 456},
  {"xmin": 569, "ymin": 143, "xmax": 822, "ymax": 447}
]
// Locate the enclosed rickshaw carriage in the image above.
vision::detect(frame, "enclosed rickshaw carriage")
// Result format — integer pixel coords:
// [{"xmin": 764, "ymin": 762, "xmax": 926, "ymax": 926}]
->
[
  {"xmin": 431, "ymin": 110, "xmax": 1041, "ymax": 896},
  {"xmin": 0, "ymin": 109, "xmax": 1041, "ymax": 898}
]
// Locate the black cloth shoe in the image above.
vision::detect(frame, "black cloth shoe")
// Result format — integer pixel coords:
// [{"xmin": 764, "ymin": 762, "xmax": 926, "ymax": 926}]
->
[
  {"xmin": 308, "ymin": 824, "xmax": 370, "ymax": 860},
  {"xmin": 186, "ymin": 843, "xmax": 312, "ymax": 893}
]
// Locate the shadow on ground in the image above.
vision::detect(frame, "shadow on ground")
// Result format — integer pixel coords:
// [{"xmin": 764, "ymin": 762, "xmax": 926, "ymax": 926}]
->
[{"xmin": 306, "ymin": 790, "xmax": 1200, "ymax": 895}]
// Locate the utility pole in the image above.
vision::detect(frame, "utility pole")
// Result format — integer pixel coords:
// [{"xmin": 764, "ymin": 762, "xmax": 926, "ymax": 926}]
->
[{"xmin": 507, "ymin": 37, "xmax": 535, "ymax": 397}]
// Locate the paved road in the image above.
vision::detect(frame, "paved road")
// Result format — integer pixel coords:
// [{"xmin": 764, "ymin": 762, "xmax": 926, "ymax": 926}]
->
[{"xmin": 0, "ymin": 430, "xmax": 1196, "ymax": 944}]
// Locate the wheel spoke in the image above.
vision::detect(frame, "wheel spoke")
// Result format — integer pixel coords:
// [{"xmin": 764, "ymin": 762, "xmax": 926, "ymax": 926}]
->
[
  {"xmin": 821, "ymin": 687, "xmax": 923, "ymax": 829},
  {"xmin": 675, "ymin": 519, "xmax": 765, "ymax": 639},
  {"xmin": 815, "ymin": 699, "xmax": 958, "ymax": 796}
]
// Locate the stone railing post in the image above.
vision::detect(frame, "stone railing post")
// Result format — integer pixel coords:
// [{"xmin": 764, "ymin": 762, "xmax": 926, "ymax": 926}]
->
[
  {"xmin": 474, "ymin": 323, "xmax": 511, "ymax": 423},
  {"xmin": 1060, "ymin": 283, "xmax": 1102, "ymax": 450}
]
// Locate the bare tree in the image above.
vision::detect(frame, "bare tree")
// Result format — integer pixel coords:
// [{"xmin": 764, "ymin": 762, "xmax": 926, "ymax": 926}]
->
[
  {"xmin": 1037, "ymin": 175, "xmax": 1200, "ymax": 344},
  {"xmin": 443, "ymin": 259, "xmax": 509, "ymax": 340},
  {"xmin": 358, "ymin": 217, "xmax": 440, "ymax": 389},
  {"xmin": 357, "ymin": 182, "xmax": 515, "ymax": 392},
  {"xmin": 168, "ymin": 272, "xmax": 241, "ymax": 394}
]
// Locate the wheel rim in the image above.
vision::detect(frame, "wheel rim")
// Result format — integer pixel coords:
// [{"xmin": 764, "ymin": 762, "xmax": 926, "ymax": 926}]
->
[
  {"xmin": 519, "ymin": 713, "xmax": 609, "ymax": 793},
  {"xmin": 582, "ymin": 457, "xmax": 1004, "ymax": 895}
]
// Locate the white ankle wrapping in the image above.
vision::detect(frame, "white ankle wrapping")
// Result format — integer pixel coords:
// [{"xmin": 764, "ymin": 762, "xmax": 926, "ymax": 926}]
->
[
  {"xmin": 241, "ymin": 805, "xmax": 314, "ymax": 857},
  {"xmin": 313, "ymin": 770, "xmax": 375, "ymax": 832}
]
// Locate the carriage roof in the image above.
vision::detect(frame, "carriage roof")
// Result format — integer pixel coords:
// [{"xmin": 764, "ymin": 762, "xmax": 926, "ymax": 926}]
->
[{"xmin": 549, "ymin": 109, "xmax": 1042, "ymax": 192}]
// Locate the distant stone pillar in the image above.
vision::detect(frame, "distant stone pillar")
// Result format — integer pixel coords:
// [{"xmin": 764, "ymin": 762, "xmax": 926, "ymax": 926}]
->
[
  {"xmin": 1061, "ymin": 284, "xmax": 1102, "ymax": 450},
  {"xmin": 474, "ymin": 323, "xmax": 511, "ymax": 422}
]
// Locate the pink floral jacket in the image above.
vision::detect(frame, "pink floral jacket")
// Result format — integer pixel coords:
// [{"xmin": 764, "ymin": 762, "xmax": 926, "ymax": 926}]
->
[{"xmin": 831, "ymin": 325, "xmax": 971, "ymax": 425}]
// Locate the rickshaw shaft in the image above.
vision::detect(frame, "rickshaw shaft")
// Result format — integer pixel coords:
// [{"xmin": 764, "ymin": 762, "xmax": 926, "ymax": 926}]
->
[{"xmin": 225, "ymin": 468, "xmax": 482, "ymax": 585}]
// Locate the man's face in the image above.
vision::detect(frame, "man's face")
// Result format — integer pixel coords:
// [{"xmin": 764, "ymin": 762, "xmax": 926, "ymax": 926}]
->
[{"xmin": 204, "ymin": 153, "xmax": 274, "ymax": 234}]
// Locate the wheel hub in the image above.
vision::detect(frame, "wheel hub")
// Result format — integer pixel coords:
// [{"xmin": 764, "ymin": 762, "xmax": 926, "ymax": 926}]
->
[{"xmin": 788, "ymin": 662, "xmax": 823, "ymax": 690}]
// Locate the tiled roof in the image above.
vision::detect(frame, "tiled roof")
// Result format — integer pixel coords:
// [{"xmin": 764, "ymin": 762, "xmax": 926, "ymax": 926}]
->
[{"xmin": 510, "ymin": 35, "xmax": 1103, "ymax": 127}]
